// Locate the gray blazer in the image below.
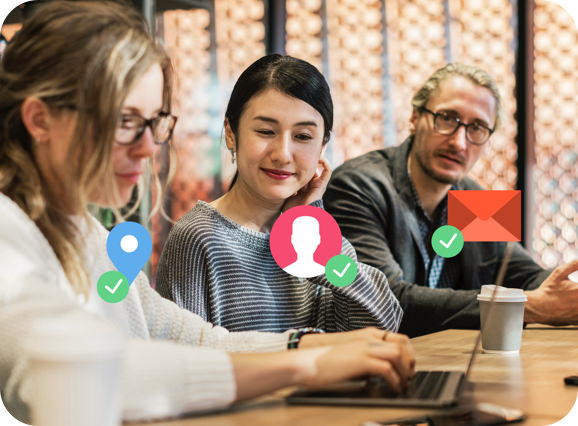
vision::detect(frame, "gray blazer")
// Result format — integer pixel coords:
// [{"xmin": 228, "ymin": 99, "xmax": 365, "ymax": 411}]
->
[{"xmin": 324, "ymin": 137, "xmax": 549, "ymax": 337}]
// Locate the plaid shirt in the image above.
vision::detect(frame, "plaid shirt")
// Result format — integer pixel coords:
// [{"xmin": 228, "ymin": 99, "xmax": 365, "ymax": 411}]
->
[{"xmin": 406, "ymin": 172, "xmax": 459, "ymax": 289}]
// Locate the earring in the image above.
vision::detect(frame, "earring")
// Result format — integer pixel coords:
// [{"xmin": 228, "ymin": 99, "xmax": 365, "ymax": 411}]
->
[{"xmin": 231, "ymin": 150, "xmax": 236, "ymax": 164}]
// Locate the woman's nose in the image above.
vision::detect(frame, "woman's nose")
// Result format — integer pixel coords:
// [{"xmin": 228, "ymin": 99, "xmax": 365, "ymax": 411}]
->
[
  {"xmin": 132, "ymin": 126, "xmax": 155, "ymax": 159},
  {"xmin": 270, "ymin": 132, "xmax": 292, "ymax": 164}
]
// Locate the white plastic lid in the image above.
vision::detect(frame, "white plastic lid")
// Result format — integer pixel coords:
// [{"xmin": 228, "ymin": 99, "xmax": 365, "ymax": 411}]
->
[
  {"xmin": 477, "ymin": 285, "xmax": 528, "ymax": 303},
  {"xmin": 23, "ymin": 311, "xmax": 126, "ymax": 361}
]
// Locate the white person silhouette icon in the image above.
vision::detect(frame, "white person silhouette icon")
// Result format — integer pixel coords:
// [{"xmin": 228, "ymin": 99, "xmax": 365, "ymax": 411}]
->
[
  {"xmin": 283, "ymin": 216, "xmax": 326, "ymax": 278},
  {"xmin": 270, "ymin": 205, "xmax": 343, "ymax": 279}
]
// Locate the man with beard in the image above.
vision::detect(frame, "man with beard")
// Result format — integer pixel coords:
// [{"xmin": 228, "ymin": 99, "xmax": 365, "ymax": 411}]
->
[{"xmin": 324, "ymin": 63, "xmax": 578, "ymax": 337}]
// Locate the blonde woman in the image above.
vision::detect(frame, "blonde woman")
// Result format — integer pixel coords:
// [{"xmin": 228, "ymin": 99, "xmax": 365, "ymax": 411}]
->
[{"xmin": 0, "ymin": 2, "xmax": 414, "ymax": 423}]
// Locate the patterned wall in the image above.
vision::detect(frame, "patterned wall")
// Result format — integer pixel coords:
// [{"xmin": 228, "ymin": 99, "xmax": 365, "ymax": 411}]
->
[
  {"xmin": 286, "ymin": 0, "xmax": 324, "ymax": 70},
  {"xmin": 532, "ymin": 1, "xmax": 578, "ymax": 267},
  {"xmin": 5, "ymin": 1, "xmax": 572, "ymax": 272},
  {"xmin": 153, "ymin": 0, "xmax": 575, "ymax": 272},
  {"xmin": 214, "ymin": 0, "xmax": 266, "ymax": 187},
  {"xmin": 162, "ymin": 8, "xmax": 216, "ymax": 221},
  {"xmin": 385, "ymin": 0, "xmax": 448, "ymax": 148},
  {"xmin": 450, "ymin": 0, "xmax": 518, "ymax": 191},
  {"xmin": 285, "ymin": 0, "xmax": 518, "ymax": 188}
]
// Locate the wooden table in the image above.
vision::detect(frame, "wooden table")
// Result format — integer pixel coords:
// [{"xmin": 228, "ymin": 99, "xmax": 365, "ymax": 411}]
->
[{"xmin": 132, "ymin": 327, "xmax": 578, "ymax": 426}]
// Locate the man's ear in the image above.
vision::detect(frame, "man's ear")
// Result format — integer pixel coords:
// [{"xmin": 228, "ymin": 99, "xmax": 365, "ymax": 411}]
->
[
  {"xmin": 21, "ymin": 97, "xmax": 52, "ymax": 143},
  {"xmin": 409, "ymin": 108, "xmax": 420, "ymax": 135},
  {"xmin": 224, "ymin": 118, "xmax": 236, "ymax": 152}
]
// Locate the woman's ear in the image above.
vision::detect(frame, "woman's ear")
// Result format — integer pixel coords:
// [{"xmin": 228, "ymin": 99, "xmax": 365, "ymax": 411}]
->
[
  {"xmin": 320, "ymin": 144, "xmax": 327, "ymax": 157},
  {"xmin": 21, "ymin": 97, "xmax": 52, "ymax": 144},
  {"xmin": 224, "ymin": 118, "xmax": 236, "ymax": 152}
]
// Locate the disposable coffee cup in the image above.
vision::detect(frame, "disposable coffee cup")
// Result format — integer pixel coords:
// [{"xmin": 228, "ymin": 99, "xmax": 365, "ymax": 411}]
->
[
  {"xmin": 23, "ymin": 311, "xmax": 125, "ymax": 426},
  {"xmin": 477, "ymin": 285, "xmax": 527, "ymax": 353}
]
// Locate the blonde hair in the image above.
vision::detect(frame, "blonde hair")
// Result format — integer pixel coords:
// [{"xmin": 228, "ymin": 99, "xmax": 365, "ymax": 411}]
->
[
  {"xmin": 411, "ymin": 63, "xmax": 502, "ymax": 130},
  {"xmin": 0, "ymin": 1, "xmax": 174, "ymax": 295}
]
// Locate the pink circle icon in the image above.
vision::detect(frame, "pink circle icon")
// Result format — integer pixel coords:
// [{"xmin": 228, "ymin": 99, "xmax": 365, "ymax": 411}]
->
[{"xmin": 270, "ymin": 205, "xmax": 342, "ymax": 278}]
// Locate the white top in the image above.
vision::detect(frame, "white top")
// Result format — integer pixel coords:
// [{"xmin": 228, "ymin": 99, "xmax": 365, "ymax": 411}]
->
[{"xmin": 0, "ymin": 193, "xmax": 291, "ymax": 422}]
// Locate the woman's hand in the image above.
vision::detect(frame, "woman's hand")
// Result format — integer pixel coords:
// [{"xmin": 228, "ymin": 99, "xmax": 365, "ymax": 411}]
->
[
  {"xmin": 299, "ymin": 327, "xmax": 415, "ymax": 375},
  {"xmin": 230, "ymin": 335, "xmax": 416, "ymax": 401},
  {"xmin": 294, "ymin": 339, "xmax": 416, "ymax": 392},
  {"xmin": 282, "ymin": 157, "xmax": 332, "ymax": 212}
]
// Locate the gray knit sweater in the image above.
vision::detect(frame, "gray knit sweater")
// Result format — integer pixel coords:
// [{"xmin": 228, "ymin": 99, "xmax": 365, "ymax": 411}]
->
[{"xmin": 156, "ymin": 201, "xmax": 403, "ymax": 333}]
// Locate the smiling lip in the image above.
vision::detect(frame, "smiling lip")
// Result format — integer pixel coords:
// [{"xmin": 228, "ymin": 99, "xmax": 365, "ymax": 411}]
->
[
  {"xmin": 116, "ymin": 172, "xmax": 142, "ymax": 184},
  {"xmin": 261, "ymin": 168, "xmax": 294, "ymax": 180}
]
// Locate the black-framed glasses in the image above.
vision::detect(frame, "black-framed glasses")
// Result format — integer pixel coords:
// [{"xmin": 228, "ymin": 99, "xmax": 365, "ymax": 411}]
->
[
  {"xmin": 421, "ymin": 107, "xmax": 494, "ymax": 146},
  {"xmin": 115, "ymin": 112, "xmax": 178, "ymax": 146}
]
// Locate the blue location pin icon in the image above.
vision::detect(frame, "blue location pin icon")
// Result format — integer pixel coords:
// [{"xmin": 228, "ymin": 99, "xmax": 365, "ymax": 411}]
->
[{"xmin": 106, "ymin": 222, "xmax": 152, "ymax": 284}]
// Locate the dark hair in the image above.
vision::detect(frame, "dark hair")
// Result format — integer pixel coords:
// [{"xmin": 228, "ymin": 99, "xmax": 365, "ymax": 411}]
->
[{"xmin": 225, "ymin": 54, "xmax": 333, "ymax": 145}]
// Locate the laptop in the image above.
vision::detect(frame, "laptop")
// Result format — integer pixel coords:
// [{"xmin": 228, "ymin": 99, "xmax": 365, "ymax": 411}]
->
[{"xmin": 286, "ymin": 243, "xmax": 515, "ymax": 409}]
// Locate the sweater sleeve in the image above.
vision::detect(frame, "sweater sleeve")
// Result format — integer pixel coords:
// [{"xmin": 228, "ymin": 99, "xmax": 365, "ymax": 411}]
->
[
  {"xmin": 0, "ymin": 296, "xmax": 237, "ymax": 423},
  {"xmin": 308, "ymin": 233, "xmax": 403, "ymax": 333},
  {"xmin": 309, "ymin": 200, "xmax": 403, "ymax": 332},
  {"xmin": 121, "ymin": 340, "xmax": 236, "ymax": 421},
  {"xmin": 135, "ymin": 277, "xmax": 292, "ymax": 352}
]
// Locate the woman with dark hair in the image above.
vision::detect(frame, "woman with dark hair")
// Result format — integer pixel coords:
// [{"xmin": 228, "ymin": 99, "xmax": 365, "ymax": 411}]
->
[
  {"xmin": 0, "ymin": 4, "xmax": 414, "ymax": 423},
  {"xmin": 225, "ymin": 54, "xmax": 334, "ymax": 189},
  {"xmin": 156, "ymin": 54, "xmax": 403, "ymax": 337}
]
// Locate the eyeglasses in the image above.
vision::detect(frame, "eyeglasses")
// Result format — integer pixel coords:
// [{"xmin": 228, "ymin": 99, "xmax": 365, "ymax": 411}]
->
[
  {"xmin": 421, "ymin": 107, "xmax": 494, "ymax": 146},
  {"xmin": 115, "ymin": 112, "xmax": 178, "ymax": 146}
]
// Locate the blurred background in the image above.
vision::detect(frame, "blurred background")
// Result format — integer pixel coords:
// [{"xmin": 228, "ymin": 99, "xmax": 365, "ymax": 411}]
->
[{"xmin": 2, "ymin": 0, "xmax": 577, "ymax": 283}]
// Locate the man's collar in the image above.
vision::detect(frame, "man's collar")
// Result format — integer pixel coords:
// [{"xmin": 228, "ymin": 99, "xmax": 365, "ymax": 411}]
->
[
  {"xmin": 391, "ymin": 135, "xmax": 418, "ymax": 207},
  {"xmin": 406, "ymin": 155, "xmax": 429, "ymax": 217}
]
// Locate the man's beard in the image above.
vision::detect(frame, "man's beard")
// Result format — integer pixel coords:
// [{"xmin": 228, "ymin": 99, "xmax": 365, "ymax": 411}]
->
[{"xmin": 415, "ymin": 149, "xmax": 462, "ymax": 186}]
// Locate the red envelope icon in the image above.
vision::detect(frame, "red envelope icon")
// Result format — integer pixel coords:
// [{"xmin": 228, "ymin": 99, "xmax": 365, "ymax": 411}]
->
[{"xmin": 448, "ymin": 190, "xmax": 521, "ymax": 242}]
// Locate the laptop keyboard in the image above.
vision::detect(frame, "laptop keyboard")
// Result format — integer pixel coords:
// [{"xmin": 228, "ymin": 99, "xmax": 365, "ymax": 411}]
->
[
  {"xmin": 407, "ymin": 371, "xmax": 449, "ymax": 399},
  {"xmin": 367, "ymin": 371, "xmax": 451, "ymax": 400}
]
